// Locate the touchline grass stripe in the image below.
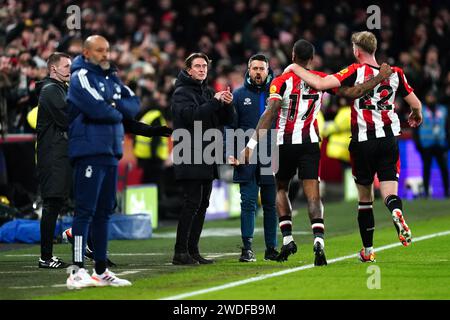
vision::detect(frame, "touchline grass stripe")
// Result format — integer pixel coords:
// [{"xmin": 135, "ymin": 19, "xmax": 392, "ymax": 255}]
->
[{"xmin": 160, "ymin": 230, "xmax": 450, "ymax": 300}]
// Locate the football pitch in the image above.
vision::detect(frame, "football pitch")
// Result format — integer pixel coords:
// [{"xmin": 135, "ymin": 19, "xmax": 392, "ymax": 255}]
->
[{"xmin": 1, "ymin": 198, "xmax": 449, "ymax": 300}]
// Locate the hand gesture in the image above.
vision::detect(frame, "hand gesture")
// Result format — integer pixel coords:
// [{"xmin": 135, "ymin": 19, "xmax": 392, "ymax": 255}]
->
[
  {"xmin": 228, "ymin": 155, "xmax": 240, "ymax": 167},
  {"xmin": 283, "ymin": 63, "xmax": 296, "ymax": 75},
  {"xmin": 221, "ymin": 86, "xmax": 233, "ymax": 104},
  {"xmin": 408, "ymin": 110, "xmax": 422, "ymax": 128},
  {"xmin": 379, "ymin": 63, "xmax": 393, "ymax": 79},
  {"xmin": 214, "ymin": 91, "xmax": 224, "ymax": 101},
  {"xmin": 239, "ymin": 146, "xmax": 253, "ymax": 165}
]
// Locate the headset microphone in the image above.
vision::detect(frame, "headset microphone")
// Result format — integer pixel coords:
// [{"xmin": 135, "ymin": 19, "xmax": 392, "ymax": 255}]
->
[{"xmin": 53, "ymin": 68, "xmax": 69, "ymax": 78}]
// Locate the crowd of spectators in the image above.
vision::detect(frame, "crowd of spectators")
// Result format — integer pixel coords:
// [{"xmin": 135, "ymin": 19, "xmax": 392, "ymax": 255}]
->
[{"xmin": 0, "ymin": 0, "xmax": 449, "ymax": 134}]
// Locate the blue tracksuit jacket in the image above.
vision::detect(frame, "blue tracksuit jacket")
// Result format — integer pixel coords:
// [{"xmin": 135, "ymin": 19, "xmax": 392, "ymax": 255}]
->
[{"xmin": 67, "ymin": 55, "xmax": 140, "ymax": 162}]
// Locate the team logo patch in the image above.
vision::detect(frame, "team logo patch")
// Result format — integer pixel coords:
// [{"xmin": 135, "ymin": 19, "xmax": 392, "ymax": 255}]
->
[
  {"xmin": 270, "ymin": 85, "xmax": 277, "ymax": 94},
  {"xmin": 338, "ymin": 68, "xmax": 349, "ymax": 76},
  {"xmin": 85, "ymin": 165, "xmax": 93, "ymax": 178},
  {"xmin": 243, "ymin": 97, "xmax": 252, "ymax": 105}
]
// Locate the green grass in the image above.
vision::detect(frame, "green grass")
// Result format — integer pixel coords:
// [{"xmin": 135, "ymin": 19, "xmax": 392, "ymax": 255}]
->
[{"xmin": 1, "ymin": 198, "xmax": 449, "ymax": 300}]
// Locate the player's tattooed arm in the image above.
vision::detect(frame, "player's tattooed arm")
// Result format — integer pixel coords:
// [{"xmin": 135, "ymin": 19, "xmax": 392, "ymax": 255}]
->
[
  {"xmin": 254, "ymin": 98, "xmax": 281, "ymax": 140},
  {"xmin": 238, "ymin": 99, "xmax": 281, "ymax": 164},
  {"xmin": 337, "ymin": 63, "xmax": 393, "ymax": 99}
]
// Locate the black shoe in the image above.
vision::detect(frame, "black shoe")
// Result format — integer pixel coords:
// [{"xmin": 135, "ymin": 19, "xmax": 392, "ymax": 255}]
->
[
  {"xmin": 277, "ymin": 241, "xmax": 297, "ymax": 262},
  {"xmin": 239, "ymin": 248, "xmax": 256, "ymax": 262},
  {"xmin": 191, "ymin": 253, "xmax": 214, "ymax": 264},
  {"xmin": 313, "ymin": 241, "xmax": 327, "ymax": 266},
  {"xmin": 264, "ymin": 247, "xmax": 279, "ymax": 261},
  {"xmin": 38, "ymin": 256, "xmax": 69, "ymax": 269},
  {"xmin": 172, "ymin": 253, "xmax": 199, "ymax": 265}
]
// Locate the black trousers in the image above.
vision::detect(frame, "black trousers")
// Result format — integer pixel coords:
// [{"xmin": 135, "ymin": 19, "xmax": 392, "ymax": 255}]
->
[
  {"xmin": 174, "ymin": 179, "xmax": 213, "ymax": 254},
  {"xmin": 137, "ymin": 158, "xmax": 164, "ymax": 184},
  {"xmin": 420, "ymin": 146, "xmax": 449, "ymax": 197},
  {"xmin": 40, "ymin": 197, "xmax": 66, "ymax": 260}
]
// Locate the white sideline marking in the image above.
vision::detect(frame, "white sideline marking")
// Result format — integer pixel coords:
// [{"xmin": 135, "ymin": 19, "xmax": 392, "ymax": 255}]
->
[
  {"xmin": 160, "ymin": 230, "xmax": 450, "ymax": 300},
  {"xmin": 205, "ymin": 253, "xmax": 239, "ymax": 259},
  {"xmin": 115, "ymin": 269, "xmax": 153, "ymax": 276}
]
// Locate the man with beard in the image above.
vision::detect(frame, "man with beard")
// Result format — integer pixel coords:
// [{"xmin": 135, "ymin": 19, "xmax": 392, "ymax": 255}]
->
[
  {"xmin": 65, "ymin": 35, "xmax": 139, "ymax": 289},
  {"xmin": 240, "ymin": 39, "xmax": 393, "ymax": 265},
  {"xmin": 227, "ymin": 54, "xmax": 279, "ymax": 262}
]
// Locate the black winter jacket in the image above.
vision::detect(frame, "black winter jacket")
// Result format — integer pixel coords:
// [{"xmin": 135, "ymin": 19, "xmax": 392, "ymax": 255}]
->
[
  {"xmin": 36, "ymin": 77, "xmax": 72, "ymax": 198},
  {"xmin": 171, "ymin": 70, "xmax": 235, "ymax": 180}
]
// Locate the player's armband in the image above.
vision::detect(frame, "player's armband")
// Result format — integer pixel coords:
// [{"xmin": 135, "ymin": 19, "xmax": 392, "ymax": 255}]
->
[
  {"xmin": 332, "ymin": 64, "xmax": 359, "ymax": 87},
  {"xmin": 268, "ymin": 82, "xmax": 286, "ymax": 101}
]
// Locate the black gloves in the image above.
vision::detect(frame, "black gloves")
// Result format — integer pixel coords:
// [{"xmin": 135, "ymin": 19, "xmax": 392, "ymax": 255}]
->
[{"xmin": 146, "ymin": 125, "xmax": 173, "ymax": 137}]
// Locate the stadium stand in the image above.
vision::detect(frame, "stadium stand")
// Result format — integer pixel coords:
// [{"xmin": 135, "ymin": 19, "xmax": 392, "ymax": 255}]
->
[{"xmin": 0, "ymin": 0, "xmax": 448, "ymax": 212}]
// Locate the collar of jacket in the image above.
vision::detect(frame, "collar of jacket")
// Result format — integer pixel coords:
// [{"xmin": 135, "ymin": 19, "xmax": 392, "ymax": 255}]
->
[
  {"xmin": 175, "ymin": 70, "xmax": 208, "ymax": 90},
  {"xmin": 243, "ymin": 68, "xmax": 274, "ymax": 92},
  {"xmin": 71, "ymin": 55, "xmax": 116, "ymax": 77},
  {"xmin": 35, "ymin": 77, "xmax": 67, "ymax": 95}
]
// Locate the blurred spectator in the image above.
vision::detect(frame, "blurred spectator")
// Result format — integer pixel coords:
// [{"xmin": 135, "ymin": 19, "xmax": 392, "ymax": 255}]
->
[
  {"xmin": 414, "ymin": 89, "xmax": 449, "ymax": 198},
  {"xmin": 0, "ymin": 0, "xmax": 448, "ymax": 224},
  {"xmin": 443, "ymin": 71, "xmax": 450, "ymax": 106},
  {"xmin": 422, "ymin": 46, "xmax": 442, "ymax": 94},
  {"xmin": 0, "ymin": 0, "xmax": 448, "ymax": 145}
]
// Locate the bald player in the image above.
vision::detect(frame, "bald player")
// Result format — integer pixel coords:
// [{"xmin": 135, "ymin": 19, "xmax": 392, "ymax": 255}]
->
[{"xmin": 65, "ymin": 35, "xmax": 140, "ymax": 289}]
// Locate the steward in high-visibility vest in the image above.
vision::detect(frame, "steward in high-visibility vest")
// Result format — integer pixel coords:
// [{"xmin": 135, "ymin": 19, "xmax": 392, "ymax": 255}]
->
[
  {"xmin": 415, "ymin": 91, "xmax": 449, "ymax": 198},
  {"xmin": 418, "ymin": 104, "xmax": 448, "ymax": 149},
  {"xmin": 133, "ymin": 108, "xmax": 170, "ymax": 183},
  {"xmin": 322, "ymin": 106, "xmax": 351, "ymax": 163},
  {"xmin": 27, "ymin": 105, "xmax": 38, "ymax": 130}
]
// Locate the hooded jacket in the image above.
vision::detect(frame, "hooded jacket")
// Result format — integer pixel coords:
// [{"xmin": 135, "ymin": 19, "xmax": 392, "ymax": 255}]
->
[
  {"xmin": 35, "ymin": 77, "xmax": 72, "ymax": 198},
  {"xmin": 171, "ymin": 70, "xmax": 235, "ymax": 180},
  {"xmin": 228, "ymin": 69, "xmax": 275, "ymax": 185},
  {"xmin": 66, "ymin": 55, "xmax": 140, "ymax": 163}
]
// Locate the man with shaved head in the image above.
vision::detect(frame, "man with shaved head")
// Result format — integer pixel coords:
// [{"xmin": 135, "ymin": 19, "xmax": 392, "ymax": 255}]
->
[
  {"xmin": 83, "ymin": 35, "xmax": 111, "ymax": 70},
  {"xmin": 65, "ymin": 35, "xmax": 140, "ymax": 289}
]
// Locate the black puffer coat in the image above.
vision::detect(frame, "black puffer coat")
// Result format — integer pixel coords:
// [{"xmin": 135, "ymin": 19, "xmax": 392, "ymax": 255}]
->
[{"xmin": 171, "ymin": 70, "xmax": 235, "ymax": 180}]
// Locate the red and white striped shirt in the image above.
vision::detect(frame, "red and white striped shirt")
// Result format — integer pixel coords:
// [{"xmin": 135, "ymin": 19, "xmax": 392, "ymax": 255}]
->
[
  {"xmin": 269, "ymin": 71, "xmax": 327, "ymax": 145},
  {"xmin": 333, "ymin": 63, "xmax": 414, "ymax": 142}
]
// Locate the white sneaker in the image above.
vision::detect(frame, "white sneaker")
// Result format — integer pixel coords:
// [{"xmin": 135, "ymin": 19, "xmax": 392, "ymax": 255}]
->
[
  {"xmin": 91, "ymin": 269, "xmax": 132, "ymax": 287},
  {"xmin": 66, "ymin": 266, "xmax": 98, "ymax": 290}
]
